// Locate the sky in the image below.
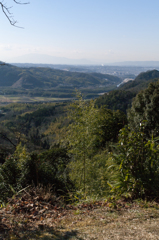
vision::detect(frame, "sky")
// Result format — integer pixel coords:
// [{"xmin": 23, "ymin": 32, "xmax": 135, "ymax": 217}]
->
[{"xmin": 1, "ymin": 0, "xmax": 159, "ymax": 64}]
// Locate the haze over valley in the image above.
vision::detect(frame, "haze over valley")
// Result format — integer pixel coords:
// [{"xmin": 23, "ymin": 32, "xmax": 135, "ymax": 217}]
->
[{"xmin": 0, "ymin": 59, "xmax": 159, "ymax": 104}]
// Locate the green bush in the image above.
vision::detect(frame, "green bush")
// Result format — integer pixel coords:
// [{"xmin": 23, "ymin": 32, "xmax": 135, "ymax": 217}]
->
[
  {"xmin": 38, "ymin": 147, "xmax": 73, "ymax": 193},
  {"xmin": 0, "ymin": 144, "xmax": 73, "ymax": 202},
  {"xmin": 109, "ymin": 126, "xmax": 159, "ymax": 198},
  {"xmin": 0, "ymin": 155, "xmax": 22, "ymax": 202}
]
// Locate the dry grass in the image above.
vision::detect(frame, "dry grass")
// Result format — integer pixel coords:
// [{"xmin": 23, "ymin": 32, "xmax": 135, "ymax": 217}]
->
[
  {"xmin": 1, "ymin": 186, "xmax": 159, "ymax": 239},
  {"xmin": 52, "ymin": 206, "xmax": 159, "ymax": 240},
  {"xmin": 1, "ymin": 199, "xmax": 159, "ymax": 239}
]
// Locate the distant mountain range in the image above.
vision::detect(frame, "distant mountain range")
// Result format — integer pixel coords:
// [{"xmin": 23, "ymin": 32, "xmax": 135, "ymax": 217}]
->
[
  {"xmin": 7, "ymin": 54, "xmax": 93, "ymax": 65},
  {"xmin": 6, "ymin": 53, "xmax": 159, "ymax": 67}
]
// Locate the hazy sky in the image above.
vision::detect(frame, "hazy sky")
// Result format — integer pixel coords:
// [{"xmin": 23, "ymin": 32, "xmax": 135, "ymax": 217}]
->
[{"xmin": 1, "ymin": 0, "xmax": 159, "ymax": 64}]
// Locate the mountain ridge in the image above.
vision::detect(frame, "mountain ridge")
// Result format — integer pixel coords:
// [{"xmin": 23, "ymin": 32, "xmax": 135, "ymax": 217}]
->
[{"xmin": 0, "ymin": 63, "xmax": 121, "ymax": 89}]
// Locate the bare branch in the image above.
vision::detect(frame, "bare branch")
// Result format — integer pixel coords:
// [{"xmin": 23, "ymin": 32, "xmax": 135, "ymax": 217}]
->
[
  {"xmin": 13, "ymin": 0, "xmax": 29, "ymax": 5},
  {"xmin": 0, "ymin": 0, "xmax": 29, "ymax": 27}
]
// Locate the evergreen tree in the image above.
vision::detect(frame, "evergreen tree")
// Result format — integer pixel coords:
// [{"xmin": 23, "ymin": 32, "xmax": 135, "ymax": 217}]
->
[{"xmin": 128, "ymin": 81, "xmax": 159, "ymax": 137}]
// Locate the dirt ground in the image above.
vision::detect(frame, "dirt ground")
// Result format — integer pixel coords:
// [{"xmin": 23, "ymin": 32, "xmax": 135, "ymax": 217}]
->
[{"xmin": 1, "ymin": 195, "xmax": 159, "ymax": 240}]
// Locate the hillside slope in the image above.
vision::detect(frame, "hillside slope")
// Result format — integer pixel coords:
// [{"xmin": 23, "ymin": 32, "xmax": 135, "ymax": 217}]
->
[
  {"xmin": 0, "ymin": 64, "xmax": 121, "ymax": 89},
  {"xmin": 119, "ymin": 69, "xmax": 159, "ymax": 92},
  {"xmin": 96, "ymin": 69, "xmax": 159, "ymax": 112}
]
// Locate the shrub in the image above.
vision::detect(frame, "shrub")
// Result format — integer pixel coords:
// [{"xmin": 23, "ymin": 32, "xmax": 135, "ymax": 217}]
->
[
  {"xmin": 109, "ymin": 126, "xmax": 159, "ymax": 199},
  {"xmin": 0, "ymin": 144, "xmax": 73, "ymax": 202}
]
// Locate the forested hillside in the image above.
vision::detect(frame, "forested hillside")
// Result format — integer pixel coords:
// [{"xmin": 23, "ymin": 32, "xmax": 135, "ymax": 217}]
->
[
  {"xmin": 96, "ymin": 69, "xmax": 159, "ymax": 112},
  {"xmin": 1, "ymin": 69, "xmax": 159, "ymax": 238},
  {"xmin": 1, "ymin": 69, "xmax": 159, "ymax": 197},
  {"xmin": 0, "ymin": 63, "xmax": 122, "ymax": 101},
  {"xmin": 0, "ymin": 64, "xmax": 120, "ymax": 88},
  {"xmin": 1, "ymin": 78, "xmax": 159, "ymax": 201},
  {"xmin": 119, "ymin": 69, "xmax": 159, "ymax": 92}
]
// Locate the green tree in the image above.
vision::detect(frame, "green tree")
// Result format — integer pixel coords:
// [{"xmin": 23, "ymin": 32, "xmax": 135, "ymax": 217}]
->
[
  {"xmin": 0, "ymin": 143, "xmax": 72, "ymax": 202},
  {"xmin": 66, "ymin": 96, "xmax": 99, "ymax": 193},
  {"xmin": 96, "ymin": 90, "xmax": 135, "ymax": 113},
  {"xmin": 128, "ymin": 81, "xmax": 159, "ymax": 137},
  {"xmin": 65, "ymin": 94, "xmax": 126, "ymax": 195},
  {"xmin": 109, "ymin": 126, "xmax": 159, "ymax": 198}
]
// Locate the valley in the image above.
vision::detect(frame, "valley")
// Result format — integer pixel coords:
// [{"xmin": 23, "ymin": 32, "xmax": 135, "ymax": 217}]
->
[
  {"xmin": 1, "ymin": 1, "xmax": 159, "ymax": 239},
  {"xmin": 1, "ymin": 62, "xmax": 159, "ymax": 104}
]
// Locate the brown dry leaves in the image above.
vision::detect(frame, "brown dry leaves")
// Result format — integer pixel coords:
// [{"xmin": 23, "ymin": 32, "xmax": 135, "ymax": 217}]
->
[{"xmin": 0, "ymin": 191, "xmax": 159, "ymax": 239}]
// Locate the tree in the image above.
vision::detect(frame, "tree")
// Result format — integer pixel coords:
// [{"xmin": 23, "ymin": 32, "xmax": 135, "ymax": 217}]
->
[
  {"xmin": 65, "ymin": 94, "xmax": 126, "ymax": 194},
  {"xmin": 66, "ymin": 96, "xmax": 99, "ymax": 193},
  {"xmin": 0, "ymin": 0, "xmax": 29, "ymax": 27},
  {"xmin": 128, "ymin": 81, "xmax": 159, "ymax": 137},
  {"xmin": 96, "ymin": 90, "xmax": 135, "ymax": 113},
  {"xmin": 0, "ymin": 0, "xmax": 29, "ymax": 65},
  {"xmin": 109, "ymin": 126, "xmax": 159, "ymax": 198}
]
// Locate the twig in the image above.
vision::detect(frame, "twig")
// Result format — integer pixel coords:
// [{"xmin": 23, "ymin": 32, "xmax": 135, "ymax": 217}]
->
[{"xmin": 0, "ymin": 0, "xmax": 29, "ymax": 27}]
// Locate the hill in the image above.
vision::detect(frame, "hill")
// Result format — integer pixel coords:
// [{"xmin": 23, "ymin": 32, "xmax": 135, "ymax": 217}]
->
[
  {"xmin": 119, "ymin": 69, "xmax": 159, "ymax": 92},
  {"xmin": 96, "ymin": 69, "xmax": 159, "ymax": 112},
  {"xmin": 0, "ymin": 64, "xmax": 121, "ymax": 89}
]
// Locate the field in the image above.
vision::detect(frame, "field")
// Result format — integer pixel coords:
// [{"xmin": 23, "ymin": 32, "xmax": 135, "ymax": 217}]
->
[{"xmin": 0, "ymin": 95, "xmax": 72, "ymax": 104}]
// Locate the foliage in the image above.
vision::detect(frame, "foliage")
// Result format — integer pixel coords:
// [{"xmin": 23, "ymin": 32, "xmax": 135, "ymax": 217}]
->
[
  {"xmin": 0, "ymin": 102, "xmax": 67, "ymax": 152},
  {"xmin": 65, "ymin": 95, "xmax": 126, "ymax": 195},
  {"xmin": 0, "ymin": 64, "xmax": 120, "ymax": 89},
  {"xmin": 66, "ymin": 97, "xmax": 99, "ymax": 193},
  {"xmin": 128, "ymin": 81, "xmax": 159, "ymax": 137},
  {"xmin": 80, "ymin": 150, "xmax": 111, "ymax": 196},
  {"xmin": 96, "ymin": 90, "xmax": 135, "ymax": 113},
  {"xmin": 133, "ymin": 70, "xmax": 159, "ymax": 82},
  {"xmin": 96, "ymin": 70, "xmax": 159, "ymax": 114},
  {"xmin": 109, "ymin": 126, "xmax": 159, "ymax": 198},
  {"xmin": 2, "ymin": 74, "xmax": 159, "ymax": 202},
  {"xmin": 0, "ymin": 148, "xmax": 8, "ymax": 164},
  {"xmin": 0, "ymin": 156, "xmax": 20, "ymax": 202},
  {"xmin": 38, "ymin": 146, "xmax": 73, "ymax": 191},
  {"xmin": 0, "ymin": 144, "xmax": 73, "ymax": 202},
  {"xmin": 120, "ymin": 70, "xmax": 159, "ymax": 93},
  {"xmin": 94, "ymin": 108, "xmax": 127, "ymax": 148}
]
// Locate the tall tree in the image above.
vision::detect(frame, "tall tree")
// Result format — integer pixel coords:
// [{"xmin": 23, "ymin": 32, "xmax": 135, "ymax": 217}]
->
[
  {"xmin": 66, "ymin": 96, "xmax": 98, "ymax": 193},
  {"xmin": 128, "ymin": 80, "xmax": 159, "ymax": 137},
  {"xmin": 65, "ymin": 94, "xmax": 126, "ymax": 194}
]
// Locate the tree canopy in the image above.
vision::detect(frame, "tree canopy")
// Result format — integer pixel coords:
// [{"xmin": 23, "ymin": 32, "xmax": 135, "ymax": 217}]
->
[{"xmin": 128, "ymin": 80, "xmax": 159, "ymax": 136}]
